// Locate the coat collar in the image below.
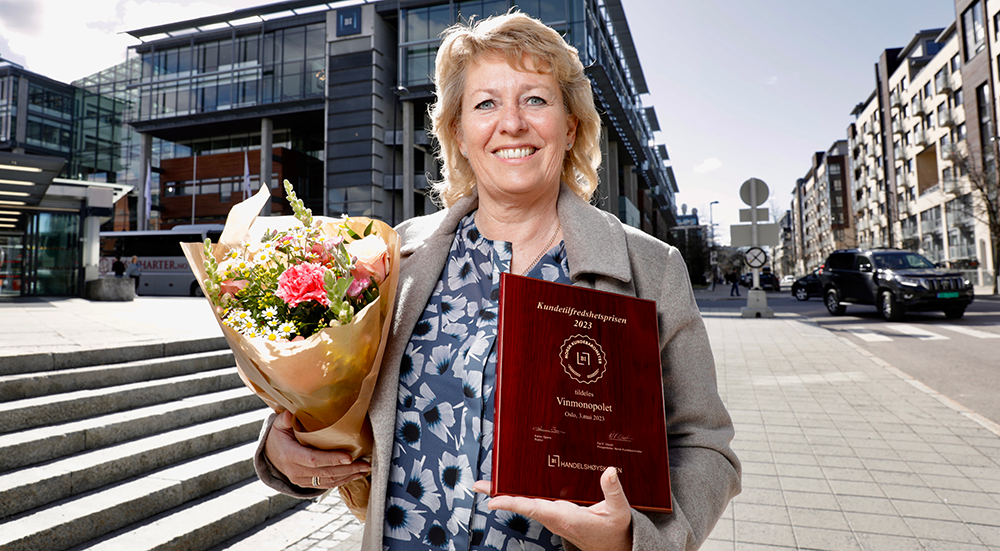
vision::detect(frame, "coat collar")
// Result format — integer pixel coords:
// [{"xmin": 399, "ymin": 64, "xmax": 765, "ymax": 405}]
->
[{"xmin": 399, "ymin": 183, "xmax": 633, "ymax": 286}]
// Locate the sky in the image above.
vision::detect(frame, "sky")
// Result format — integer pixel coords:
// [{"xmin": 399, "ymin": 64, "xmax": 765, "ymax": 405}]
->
[{"xmin": 0, "ymin": 0, "xmax": 959, "ymax": 243}]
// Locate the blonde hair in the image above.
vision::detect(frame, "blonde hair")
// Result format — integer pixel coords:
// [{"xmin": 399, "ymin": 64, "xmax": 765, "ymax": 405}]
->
[{"xmin": 428, "ymin": 12, "xmax": 602, "ymax": 208}]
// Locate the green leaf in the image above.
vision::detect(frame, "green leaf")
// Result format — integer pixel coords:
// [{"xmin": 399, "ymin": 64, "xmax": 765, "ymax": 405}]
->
[
  {"xmin": 345, "ymin": 227, "xmax": 362, "ymax": 240},
  {"xmin": 363, "ymin": 221, "xmax": 374, "ymax": 237}
]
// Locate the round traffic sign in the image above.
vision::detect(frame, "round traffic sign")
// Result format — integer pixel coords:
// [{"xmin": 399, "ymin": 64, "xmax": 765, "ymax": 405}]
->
[
  {"xmin": 743, "ymin": 246, "xmax": 767, "ymax": 269},
  {"xmin": 740, "ymin": 178, "xmax": 769, "ymax": 207}
]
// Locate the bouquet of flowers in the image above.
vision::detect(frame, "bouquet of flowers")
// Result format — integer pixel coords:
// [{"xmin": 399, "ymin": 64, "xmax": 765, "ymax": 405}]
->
[{"xmin": 181, "ymin": 180, "xmax": 400, "ymax": 521}]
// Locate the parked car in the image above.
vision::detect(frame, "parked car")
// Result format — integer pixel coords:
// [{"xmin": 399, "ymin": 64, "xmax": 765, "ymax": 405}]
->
[
  {"xmin": 739, "ymin": 271, "xmax": 780, "ymax": 291},
  {"xmin": 779, "ymin": 275, "xmax": 796, "ymax": 288},
  {"xmin": 817, "ymin": 248, "xmax": 974, "ymax": 321},
  {"xmin": 791, "ymin": 269, "xmax": 822, "ymax": 301}
]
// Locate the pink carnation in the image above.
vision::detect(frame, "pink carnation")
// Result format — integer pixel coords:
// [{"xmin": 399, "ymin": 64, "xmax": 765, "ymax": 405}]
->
[{"xmin": 276, "ymin": 262, "xmax": 331, "ymax": 308}]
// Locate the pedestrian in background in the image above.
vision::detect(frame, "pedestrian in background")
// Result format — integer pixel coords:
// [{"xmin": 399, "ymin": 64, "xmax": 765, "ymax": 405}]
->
[
  {"xmin": 125, "ymin": 255, "xmax": 142, "ymax": 293},
  {"xmin": 730, "ymin": 267, "xmax": 740, "ymax": 297},
  {"xmin": 112, "ymin": 256, "xmax": 126, "ymax": 278}
]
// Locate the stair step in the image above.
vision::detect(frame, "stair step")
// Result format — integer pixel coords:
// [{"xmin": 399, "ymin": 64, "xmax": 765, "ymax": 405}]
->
[
  {"xmin": 75, "ymin": 478, "xmax": 301, "ymax": 551},
  {"xmin": 0, "ymin": 336, "xmax": 228, "ymax": 376},
  {"xmin": 0, "ymin": 441, "xmax": 262, "ymax": 551},
  {"xmin": 0, "ymin": 349, "xmax": 235, "ymax": 402},
  {"xmin": 0, "ymin": 388, "xmax": 261, "ymax": 472},
  {"xmin": 0, "ymin": 409, "xmax": 268, "ymax": 519},
  {"xmin": 0, "ymin": 367, "xmax": 242, "ymax": 434}
]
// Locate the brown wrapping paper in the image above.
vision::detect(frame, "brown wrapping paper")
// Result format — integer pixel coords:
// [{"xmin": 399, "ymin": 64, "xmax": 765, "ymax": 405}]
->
[{"xmin": 180, "ymin": 186, "xmax": 399, "ymax": 521}]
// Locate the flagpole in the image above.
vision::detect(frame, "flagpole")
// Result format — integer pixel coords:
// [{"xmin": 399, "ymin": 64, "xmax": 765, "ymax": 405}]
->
[
  {"xmin": 144, "ymin": 161, "xmax": 152, "ymax": 231},
  {"xmin": 191, "ymin": 153, "xmax": 197, "ymax": 225}
]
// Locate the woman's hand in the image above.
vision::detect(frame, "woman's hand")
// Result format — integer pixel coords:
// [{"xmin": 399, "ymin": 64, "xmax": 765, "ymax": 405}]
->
[
  {"xmin": 264, "ymin": 410, "xmax": 371, "ymax": 490},
  {"xmin": 472, "ymin": 467, "xmax": 633, "ymax": 551}
]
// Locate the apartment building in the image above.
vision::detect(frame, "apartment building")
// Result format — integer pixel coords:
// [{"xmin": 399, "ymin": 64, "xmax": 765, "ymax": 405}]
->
[
  {"xmin": 792, "ymin": 141, "xmax": 853, "ymax": 274},
  {"xmin": 843, "ymin": 8, "xmax": 996, "ymax": 288}
]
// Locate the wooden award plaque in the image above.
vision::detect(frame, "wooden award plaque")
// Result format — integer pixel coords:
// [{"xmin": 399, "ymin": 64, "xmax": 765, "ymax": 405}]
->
[{"xmin": 492, "ymin": 273, "xmax": 672, "ymax": 513}]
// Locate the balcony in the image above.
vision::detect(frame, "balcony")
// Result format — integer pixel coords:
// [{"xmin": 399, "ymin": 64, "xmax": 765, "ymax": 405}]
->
[
  {"xmin": 890, "ymin": 90, "xmax": 902, "ymax": 108},
  {"xmin": 914, "ymin": 128, "xmax": 929, "ymax": 148},
  {"xmin": 894, "ymin": 144, "xmax": 905, "ymax": 159},
  {"xmin": 941, "ymin": 142, "xmax": 962, "ymax": 161},
  {"xmin": 938, "ymin": 106, "xmax": 956, "ymax": 127},
  {"xmin": 892, "ymin": 119, "xmax": 903, "ymax": 134},
  {"xmin": 935, "ymin": 71, "xmax": 952, "ymax": 94},
  {"xmin": 914, "ymin": 99, "xmax": 930, "ymax": 116},
  {"xmin": 943, "ymin": 177, "xmax": 961, "ymax": 195}
]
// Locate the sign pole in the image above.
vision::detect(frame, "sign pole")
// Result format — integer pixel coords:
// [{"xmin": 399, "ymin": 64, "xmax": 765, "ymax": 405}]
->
[{"xmin": 738, "ymin": 178, "xmax": 774, "ymax": 319}]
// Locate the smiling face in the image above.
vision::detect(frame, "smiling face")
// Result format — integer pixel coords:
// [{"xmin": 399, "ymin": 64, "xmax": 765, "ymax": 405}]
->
[{"xmin": 456, "ymin": 54, "xmax": 578, "ymax": 206}]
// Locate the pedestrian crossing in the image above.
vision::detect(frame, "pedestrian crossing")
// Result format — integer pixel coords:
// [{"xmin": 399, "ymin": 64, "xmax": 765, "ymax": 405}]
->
[{"xmin": 840, "ymin": 323, "xmax": 1000, "ymax": 342}]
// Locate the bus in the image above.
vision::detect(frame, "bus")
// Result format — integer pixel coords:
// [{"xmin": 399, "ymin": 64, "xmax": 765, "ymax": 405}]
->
[{"xmin": 99, "ymin": 225, "xmax": 224, "ymax": 296}]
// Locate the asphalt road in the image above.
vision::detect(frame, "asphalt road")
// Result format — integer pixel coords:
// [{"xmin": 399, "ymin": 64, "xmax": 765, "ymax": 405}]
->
[{"xmin": 698, "ymin": 287, "xmax": 1000, "ymax": 427}]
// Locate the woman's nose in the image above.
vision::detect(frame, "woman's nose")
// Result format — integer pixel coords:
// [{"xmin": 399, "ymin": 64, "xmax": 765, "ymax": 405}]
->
[{"xmin": 498, "ymin": 104, "xmax": 528, "ymax": 134}]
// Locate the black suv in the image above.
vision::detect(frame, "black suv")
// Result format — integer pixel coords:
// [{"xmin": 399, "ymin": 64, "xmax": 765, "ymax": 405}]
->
[{"xmin": 818, "ymin": 249, "xmax": 974, "ymax": 321}]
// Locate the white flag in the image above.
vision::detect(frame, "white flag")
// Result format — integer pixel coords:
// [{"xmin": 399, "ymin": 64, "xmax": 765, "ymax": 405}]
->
[
  {"xmin": 144, "ymin": 161, "xmax": 152, "ymax": 230},
  {"xmin": 243, "ymin": 151, "xmax": 252, "ymax": 200}
]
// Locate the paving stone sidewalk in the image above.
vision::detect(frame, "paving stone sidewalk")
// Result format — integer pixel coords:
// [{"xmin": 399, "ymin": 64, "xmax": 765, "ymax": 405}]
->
[
  {"xmin": 9, "ymin": 296, "xmax": 995, "ymax": 549},
  {"xmin": 218, "ymin": 308, "xmax": 1000, "ymax": 550},
  {"xmin": 703, "ymin": 310, "xmax": 1000, "ymax": 550}
]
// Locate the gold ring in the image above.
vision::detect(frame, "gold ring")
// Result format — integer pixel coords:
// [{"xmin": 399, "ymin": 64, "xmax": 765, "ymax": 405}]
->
[{"xmin": 312, "ymin": 476, "xmax": 320, "ymax": 487}]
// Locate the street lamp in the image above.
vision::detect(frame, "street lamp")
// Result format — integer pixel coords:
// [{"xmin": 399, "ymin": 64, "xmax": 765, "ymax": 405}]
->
[
  {"xmin": 709, "ymin": 200, "xmax": 719, "ymax": 247},
  {"xmin": 709, "ymin": 200, "xmax": 719, "ymax": 288}
]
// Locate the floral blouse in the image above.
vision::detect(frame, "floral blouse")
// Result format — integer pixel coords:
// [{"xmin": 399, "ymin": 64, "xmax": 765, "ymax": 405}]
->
[{"xmin": 384, "ymin": 212, "xmax": 572, "ymax": 550}]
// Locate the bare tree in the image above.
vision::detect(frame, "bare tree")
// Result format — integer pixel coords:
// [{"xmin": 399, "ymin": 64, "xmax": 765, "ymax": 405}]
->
[{"xmin": 945, "ymin": 144, "xmax": 999, "ymax": 295}]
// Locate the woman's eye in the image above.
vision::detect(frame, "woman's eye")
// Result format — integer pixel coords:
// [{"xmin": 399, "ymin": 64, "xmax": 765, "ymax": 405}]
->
[
  {"xmin": 474, "ymin": 100, "xmax": 495, "ymax": 110},
  {"xmin": 526, "ymin": 96, "xmax": 547, "ymax": 106}
]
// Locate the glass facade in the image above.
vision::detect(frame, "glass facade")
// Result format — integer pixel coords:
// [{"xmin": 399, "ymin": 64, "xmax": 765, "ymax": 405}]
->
[
  {"xmin": 135, "ymin": 23, "xmax": 325, "ymax": 120},
  {"xmin": 0, "ymin": 72, "xmax": 17, "ymax": 145},
  {"xmin": 23, "ymin": 212, "xmax": 81, "ymax": 296}
]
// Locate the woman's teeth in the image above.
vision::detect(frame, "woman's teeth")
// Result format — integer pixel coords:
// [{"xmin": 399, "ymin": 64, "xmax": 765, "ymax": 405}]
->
[{"xmin": 494, "ymin": 147, "xmax": 536, "ymax": 159}]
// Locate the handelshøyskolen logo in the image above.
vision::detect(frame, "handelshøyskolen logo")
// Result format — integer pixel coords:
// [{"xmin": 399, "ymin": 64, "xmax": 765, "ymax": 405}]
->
[{"xmin": 559, "ymin": 334, "xmax": 607, "ymax": 384}]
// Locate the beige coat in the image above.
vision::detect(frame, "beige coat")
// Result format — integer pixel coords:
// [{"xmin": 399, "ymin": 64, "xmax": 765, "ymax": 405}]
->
[{"xmin": 256, "ymin": 183, "xmax": 741, "ymax": 550}]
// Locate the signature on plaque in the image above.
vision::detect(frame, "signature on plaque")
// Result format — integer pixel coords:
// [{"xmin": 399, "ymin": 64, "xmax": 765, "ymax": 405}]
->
[{"xmin": 609, "ymin": 431, "xmax": 634, "ymax": 443}]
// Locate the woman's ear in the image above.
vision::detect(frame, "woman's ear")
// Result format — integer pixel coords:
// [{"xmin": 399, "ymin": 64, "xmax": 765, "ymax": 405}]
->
[{"xmin": 566, "ymin": 114, "xmax": 579, "ymax": 147}]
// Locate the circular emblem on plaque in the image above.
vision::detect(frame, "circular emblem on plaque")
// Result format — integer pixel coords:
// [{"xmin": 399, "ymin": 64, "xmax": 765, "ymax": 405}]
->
[{"xmin": 559, "ymin": 334, "xmax": 607, "ymax": 384}]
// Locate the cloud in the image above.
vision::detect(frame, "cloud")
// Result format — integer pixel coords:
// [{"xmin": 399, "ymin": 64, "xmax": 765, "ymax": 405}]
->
[
  {"xmin": 694, "ymin": 158, "xmax": 722, "ymax": 174},
  {"xmin": 0, "ymin": 0, "xmax": 43, "ymax": 35},
  {"xmin": 765, "ymin": 76, "xmax": 778, "ymax": 86}
]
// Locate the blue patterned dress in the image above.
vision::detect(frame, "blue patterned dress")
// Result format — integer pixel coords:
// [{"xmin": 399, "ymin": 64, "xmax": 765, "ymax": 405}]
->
[{"xmin": 384, "ymin": 212, "xmax": 572, "ymax": 550}]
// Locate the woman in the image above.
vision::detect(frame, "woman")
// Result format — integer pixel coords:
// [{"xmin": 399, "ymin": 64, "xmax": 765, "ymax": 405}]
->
[
  {"xmin": 256, "ymin": 12, "xmax": 740, "ymax": 550},
  {"xmin": 125, "ymin": 255, "xmax": 142, "ymax": 293}
]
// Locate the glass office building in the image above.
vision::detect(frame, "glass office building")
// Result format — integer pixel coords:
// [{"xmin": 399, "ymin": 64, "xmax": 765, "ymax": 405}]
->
[
  {"xmin": 0, "ymin": 59, "xmax": 130, "ymax": 297},
  {"xmin": 118, "ymin": 0, "xmax": 678, "ymax": 240}
]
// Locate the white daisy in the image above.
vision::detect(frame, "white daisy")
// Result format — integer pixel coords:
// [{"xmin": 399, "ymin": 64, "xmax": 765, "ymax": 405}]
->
[
  {"xmin": 446, "ymin": 252, "xmax": 480, "ymax": 288},
  {"xmin": 383, "ymin": 496, "xmax": 425, "ymax": 541},
  {"xmin": 405, "ymin": 456, "xmax": 441, "ymax": 513},
  {"xmin": 418, "ymin": 383, "xmax": 455, "ymax": 444},
  {"xmin": 400, "ymin": 342, "xmax": 425, "ymax": 386},
  {"xmin": 447, "ymin": 506, "xmax": 472, "ymax": 536},
  {"xmin": 438, "ymin": 451, "xmax": 473, "ymax": 508},
  {"xmin": 428, "ymin": 344, "xmax": 454, "ymax": 376},
  {"xmin": 495, "ymin": 509, "xmax": 543, "ymax": 540}
]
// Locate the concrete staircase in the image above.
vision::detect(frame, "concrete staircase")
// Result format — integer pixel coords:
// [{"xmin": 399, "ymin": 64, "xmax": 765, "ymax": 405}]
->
[{"xmin": 0, "ymin": 337, "xmax": 301, "ymax": 551}]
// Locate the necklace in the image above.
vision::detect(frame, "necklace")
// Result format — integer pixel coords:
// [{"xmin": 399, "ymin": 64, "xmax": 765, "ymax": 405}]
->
[{"xmin": 520, "ymin": 221, "xmax": 561, "ymax": 275}]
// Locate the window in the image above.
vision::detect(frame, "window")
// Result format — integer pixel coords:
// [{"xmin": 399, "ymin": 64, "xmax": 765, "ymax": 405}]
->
[
  {"xmin": 957, "ymin": 122, "xmax": 967, "ymax": 141},
  {"xmin": 953, "ymin": 87, "xmax": 964, "ymax": 107},
  {"xmin": 924, "ymin": 81, "xmax": 932, "ymax": 99},
  {"xmin": 963, "ymin": 1, "xmax": 986, "ymax": 60},
  {"xmin": 952, "ymin": 54, "xmax": 961, "ymax": 73},
  {"xmin": 937, "ymin": 102, "xmax": 949, "ymax": 126}
]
